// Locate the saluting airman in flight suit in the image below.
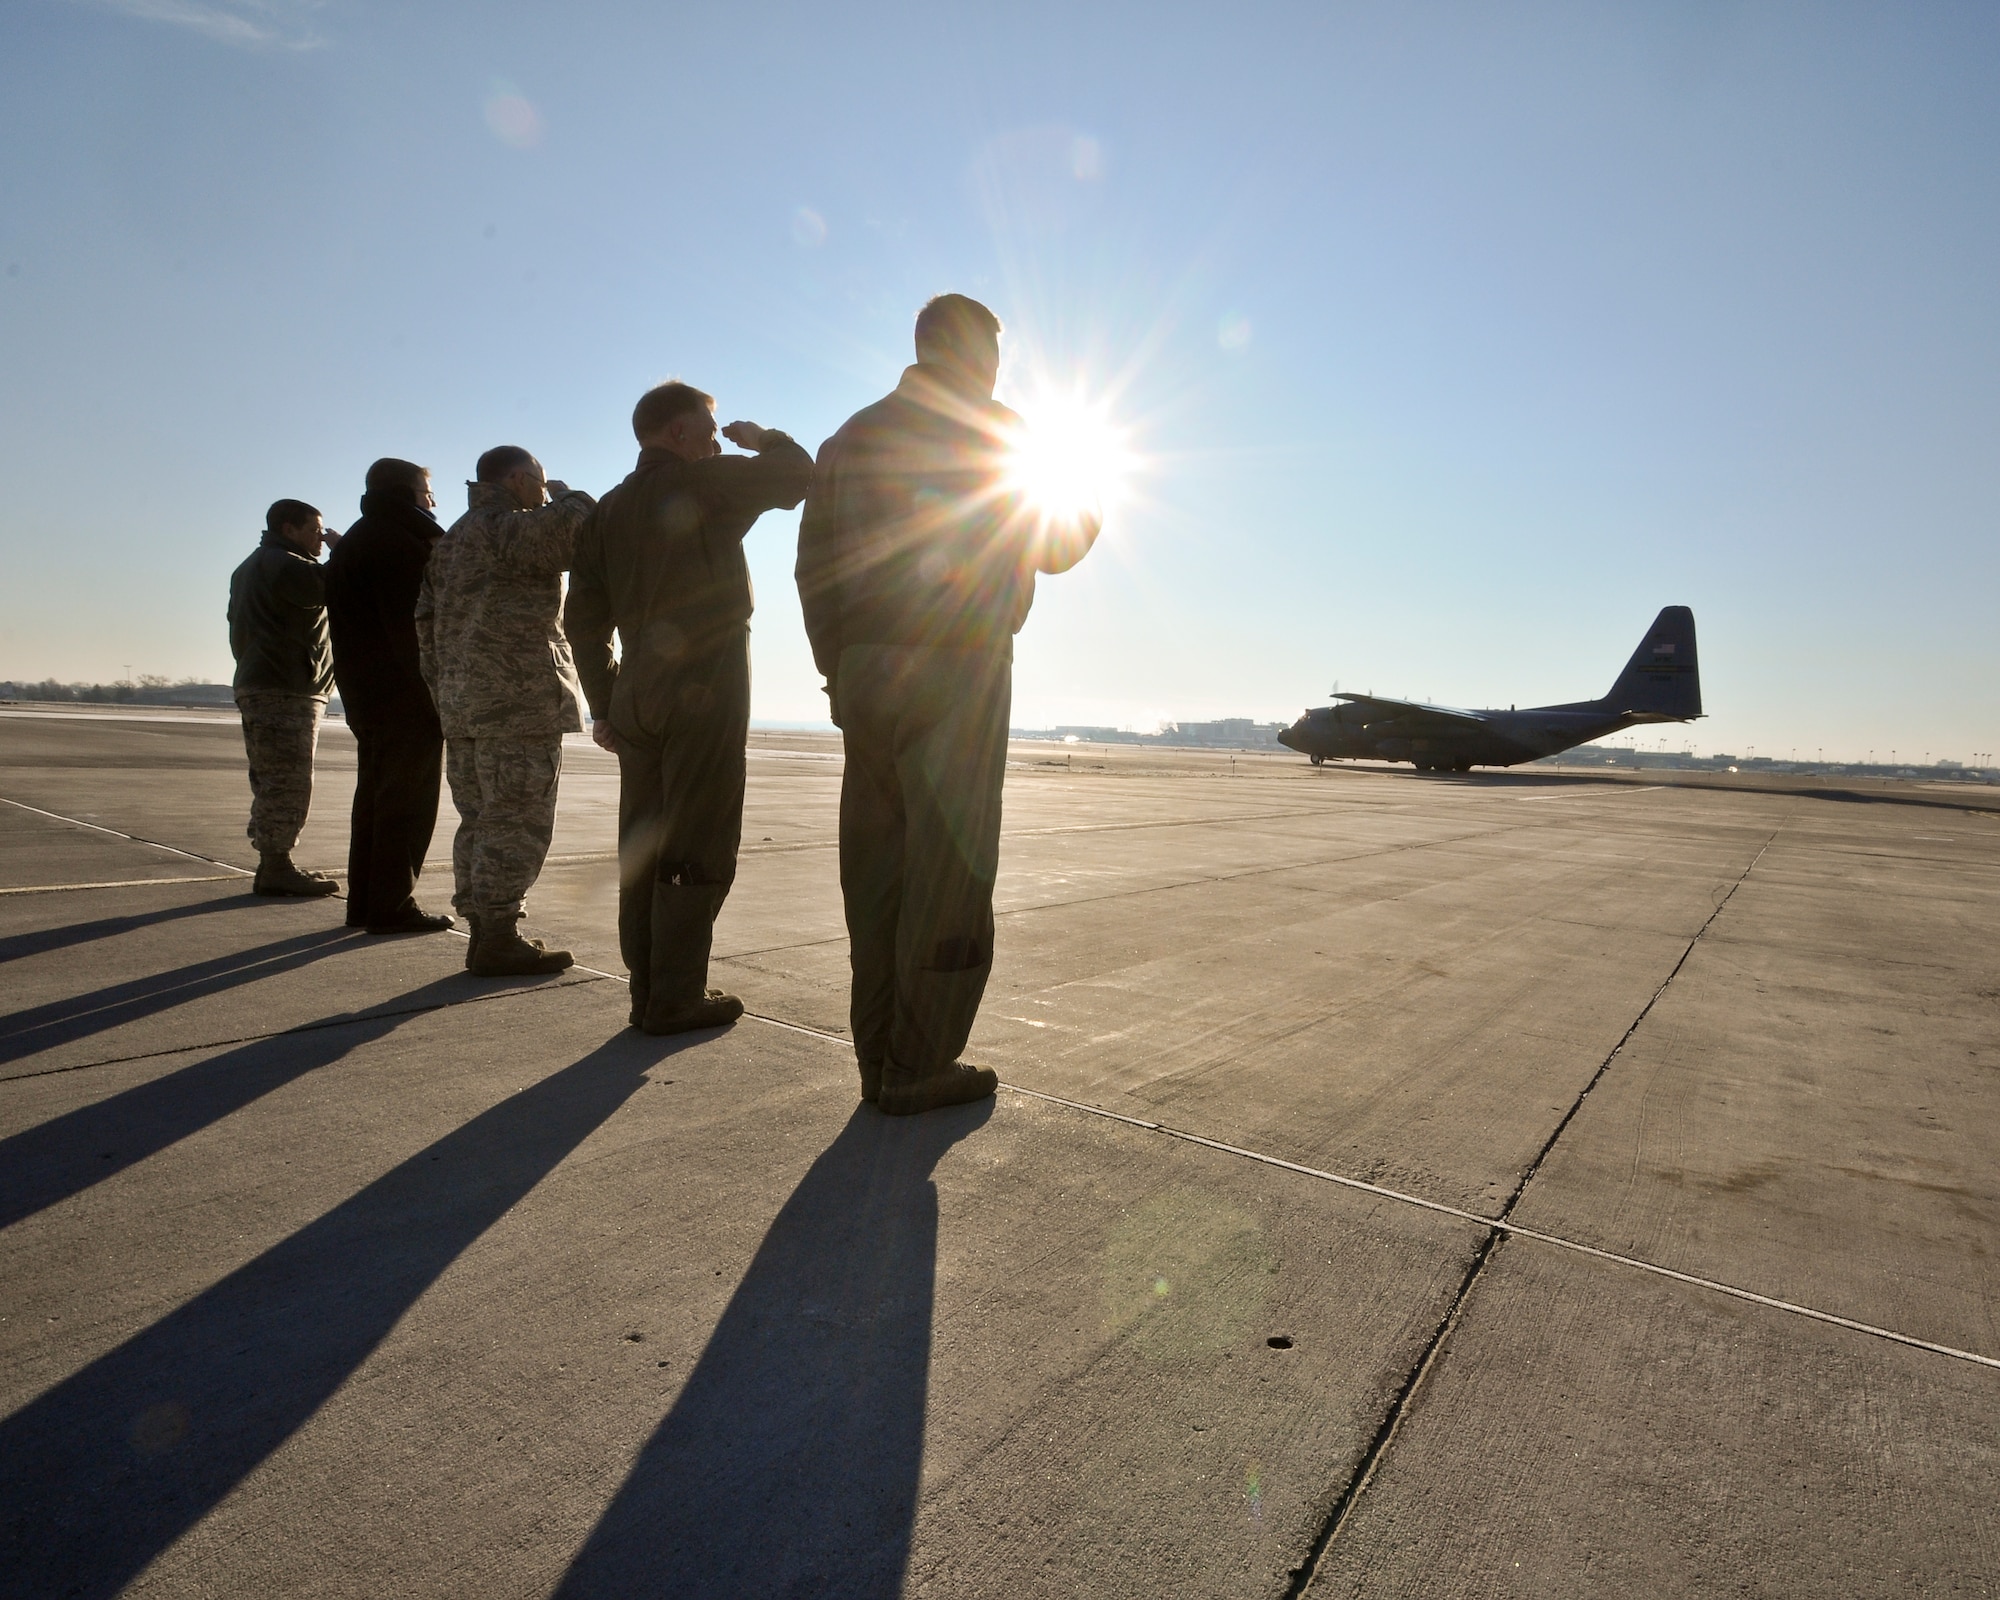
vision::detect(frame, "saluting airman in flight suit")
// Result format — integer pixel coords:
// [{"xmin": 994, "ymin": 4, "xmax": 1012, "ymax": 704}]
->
[
  {"xmin": 796, "ymin": 295, "xmax": 1101, "ymax": 1115},
  {"xmin": 568, "ymin": 382, "xmax": 812, "ymax": 1034}
]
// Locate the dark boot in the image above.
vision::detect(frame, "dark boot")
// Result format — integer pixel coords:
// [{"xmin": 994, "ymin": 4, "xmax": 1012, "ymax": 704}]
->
[
  {"xmin": 888, "ymin": 956, "xmax": 993, "ymax": 1090},
  {"xmin": 638, "ymin": 882, "xmax": 724, "ymax": 1032},
  {"xmin": 366, "ymin": 904, "xmax": 453, "ymax": 935},
  {"xmin": 468, "ymin": 916, "xmax": 556, "ymax": 969},
  {"xmin": 877, "ymin": 1060, "xmax": 998, "ymax": 1116},
  {"xmin": 254, "ymin": 853, "xmax": 339, "ymax": 897},
  {"xmin": 467, "ymin": 914, "xmax": 572, "ymax": 977},
  {"xmin": 641, "ymin": 990, "xmax": 744, "ymax": 1036}
]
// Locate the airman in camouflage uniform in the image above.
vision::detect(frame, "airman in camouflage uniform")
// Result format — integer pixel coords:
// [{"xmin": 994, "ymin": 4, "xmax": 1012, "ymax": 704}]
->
[
  {"xmin": 227, "ymin": 497, "xmax": 342, "ymax": 897},
  {"xmin": 416, "ymin": 446, "xmax": 596, "ymax": 976}
]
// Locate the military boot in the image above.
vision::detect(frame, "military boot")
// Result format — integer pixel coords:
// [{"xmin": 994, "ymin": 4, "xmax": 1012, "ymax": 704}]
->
[
  {"xmin": 637, "ymin": 882, "xmax": 734, "ymax": 1034},
  {"xmin": 467, "ymin": 914, "xmax": 573, "ymax": 977},
  {"xmin": 876, "ymin": 1060, "xmax": 998, "ymax": 1116},
  {"xmin": 467, "ymin": 916, "xmax": 559, "ymax": 970},
  {"xmin": 253, "ymin": 853, "xmax": 339, "ymax": 897},
  {"xmin": 640, "ymin": 990, "xmax": 745, "ymax": 1036}
]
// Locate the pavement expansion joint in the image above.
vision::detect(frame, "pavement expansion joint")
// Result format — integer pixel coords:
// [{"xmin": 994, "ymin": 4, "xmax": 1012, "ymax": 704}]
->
[
  {"xmin": 1279, "ymin": 1229, "xmax": 1505, "ymax": 1599},
  {"xmin": 0, "ymin": 795, "xmax": 255, "ymax": 877},
  {"xmin": 7, "ymin": 775, "xmax": 1997, "ymax": 1593},
  {"xmin": 8, "ymin": 795, "xmax": 1991, "ymax": 1374},
  {"xmin": 737, "ymin": 993, "xmax": 1999, "ymax": 1373},
  {"xmin": 0, "ymin": 875, "xmax": 243, "ymax": 896},
  {"xmin": 1490, "ymin": 826, "xmax": 1782, "ymax": 1221},
  {"xmin": 1281, "ymin": 824, "xmax": 1784, "ymax": 1594}
]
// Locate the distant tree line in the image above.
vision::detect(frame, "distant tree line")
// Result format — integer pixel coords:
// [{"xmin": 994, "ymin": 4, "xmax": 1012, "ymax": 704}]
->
[{"xmin": 0, "ymin": 677, "xmax": 237, "ymax": 707}]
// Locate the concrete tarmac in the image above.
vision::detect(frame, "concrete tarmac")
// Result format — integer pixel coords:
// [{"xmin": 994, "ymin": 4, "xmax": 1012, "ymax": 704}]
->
[{"xmin": 1, "ymin": 704, "xmax": 1995, "ymax": 1597}]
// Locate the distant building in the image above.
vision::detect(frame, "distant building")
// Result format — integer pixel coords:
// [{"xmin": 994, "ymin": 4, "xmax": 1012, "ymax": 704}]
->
[{"xmin": 1013, "ymin": 719, "xmax": 1288, "ymax": 751}]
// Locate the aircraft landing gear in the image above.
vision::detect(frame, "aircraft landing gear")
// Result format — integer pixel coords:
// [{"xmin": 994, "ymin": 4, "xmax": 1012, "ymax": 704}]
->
[{"xmin": 1309, "ymin": 755, "xmax": 1324, "ymax": 767}]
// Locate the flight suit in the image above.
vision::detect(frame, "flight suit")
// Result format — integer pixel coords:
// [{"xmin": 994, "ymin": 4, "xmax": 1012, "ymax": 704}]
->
[
  {"xmin": 797, "ymin": 364, "xmax": 1095, "ymax": 1088},
  {"xmin": 567, "ymin": 433, "xmax": 813, "ymax": 1021}
]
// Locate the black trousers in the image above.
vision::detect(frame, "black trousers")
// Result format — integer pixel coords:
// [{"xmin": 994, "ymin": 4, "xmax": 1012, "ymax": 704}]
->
[
  {"xmin": 836, "ymin": 643, "xmax": 1011, "ymax": 1076},
  {"xmin": 344, "ymin": 708, "xmax": 444, "ymax": 927},
  {"xmin": 615, "ymin": 635, "xmax": 751, "ymax": 1018}
]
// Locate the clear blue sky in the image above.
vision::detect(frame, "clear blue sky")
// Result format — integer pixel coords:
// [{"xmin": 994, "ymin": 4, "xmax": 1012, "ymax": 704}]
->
[{"xmin": 3, "ymin": 1, "xmax": 1995, "ymax": 763}]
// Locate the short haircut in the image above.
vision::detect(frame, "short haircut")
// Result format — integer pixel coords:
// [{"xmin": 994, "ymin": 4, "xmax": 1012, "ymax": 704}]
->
[
  {"xmin": 475, "ymin": 445, "xmax": 537, "ymax": 483},
  {"xmin": 265, "ymin": 498, "xmax": 321, "ymax": 533},
  {"xmin": 364, "ymin": 457, "xmax": 430, "ymax": 497},
  {"xmin": 632, "ymin": 381, "xmax": 715, "ymax": 442},
  {"xmin": 914, "ymin": 293, "xmax": 1001, "ymax": 360}
]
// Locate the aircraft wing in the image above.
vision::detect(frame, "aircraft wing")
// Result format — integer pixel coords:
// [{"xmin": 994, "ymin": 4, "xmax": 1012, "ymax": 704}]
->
[{"xmin": 1333, "ymin": 693, "xmax": 1491, "ymax": 731}]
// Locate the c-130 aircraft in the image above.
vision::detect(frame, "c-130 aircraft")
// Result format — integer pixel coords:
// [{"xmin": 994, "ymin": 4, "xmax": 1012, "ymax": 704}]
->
[{"xmin": 1277, "ymin": 606, "xmax": 1702, "ymax": 772}]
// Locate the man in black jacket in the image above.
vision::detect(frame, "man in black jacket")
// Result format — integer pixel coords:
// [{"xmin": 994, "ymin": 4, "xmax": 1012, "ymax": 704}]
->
[
  {"xmin": 227, "ymin": 498, "xmax": 341, "ymax": 897},
  {"xmin": 796, "ymin": 295, "xmax": 1101, "ymax": 1114},
  {"xmin": 325, "ymin": 458, "xmax": 453, "ymax": 935},
  {"xmin": 567, "ymin": 382, "xmax": 812, "ymax": 1034}
]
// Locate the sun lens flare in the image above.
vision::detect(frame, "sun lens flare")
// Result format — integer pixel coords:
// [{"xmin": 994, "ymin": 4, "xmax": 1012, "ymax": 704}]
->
[{"xmin": 1004, "ymin": 387, "xmax": 1135, "ymax": 529}]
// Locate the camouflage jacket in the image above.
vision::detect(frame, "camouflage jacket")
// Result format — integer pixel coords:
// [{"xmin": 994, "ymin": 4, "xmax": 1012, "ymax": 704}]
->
[{"xmin": 416, "ymin": 481, "xmax": 597, "ymax": 739}]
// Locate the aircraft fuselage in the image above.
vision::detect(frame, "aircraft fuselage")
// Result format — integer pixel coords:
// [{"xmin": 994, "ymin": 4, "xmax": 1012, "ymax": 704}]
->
[
  {"xmin": 1277, "ymin": 605, "xmax": 1703, "ymax": 773},
  {"xmin": 1277, "ymin": 701, "xmax": 1664, "ymax": 771}
]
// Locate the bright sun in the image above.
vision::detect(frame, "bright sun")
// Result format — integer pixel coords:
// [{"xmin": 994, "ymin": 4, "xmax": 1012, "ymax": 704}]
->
[{"xmin": 1004, "ymin": 389, "xmax": 1135, "ymax": 525}]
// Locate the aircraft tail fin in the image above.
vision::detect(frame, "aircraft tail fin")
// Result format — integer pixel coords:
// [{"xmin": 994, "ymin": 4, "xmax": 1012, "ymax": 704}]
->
[{"xmin": 1604, "ymin": 606, "xmax": 1701, "ymax": 719}]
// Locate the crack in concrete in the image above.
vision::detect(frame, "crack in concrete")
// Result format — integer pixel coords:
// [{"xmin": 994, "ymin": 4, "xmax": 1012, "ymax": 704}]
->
[
  {"xmin": 14, "ymin": 789, "xmax": 1997, "ymax": 1598},
  {"xmin": 1278, "ymin": 822, "xmax": 1785, "ymax": 1596}
]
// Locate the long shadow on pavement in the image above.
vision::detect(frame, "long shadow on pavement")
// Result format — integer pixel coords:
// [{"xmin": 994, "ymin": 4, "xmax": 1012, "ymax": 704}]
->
[
  {"xmin": 0, "ymin": 924, "xmax": 356, "ymax": 1067},
  {"xmin": 0, "ymin": 890, "xmax": 258, "ymax": 967},
  {"xmin": 555, "ymin": 1098, "xmax": 993, "ymax": 1600},
  {"xmin": 0, "ymin": 1026, "xmax": 687, "ymax": 1600},
  {"xmin": 0, "ymin": 975, "xmax": 492, "ymax": 1230}
]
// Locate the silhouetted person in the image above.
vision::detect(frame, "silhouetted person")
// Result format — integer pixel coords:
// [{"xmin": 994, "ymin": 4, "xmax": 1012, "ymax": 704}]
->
[
  {"xmin": 325, "ymin": 458, "xmax": 452, "ymax": 935},
  {"xmin": 227, "ymin": 498, "xmax": 341, "ymax": 897},
  {"xmin": 797, "ymin": 295, "xmax": 1100, "ymax": 1114},
  {"xmin": 417, "ymin": 447, "xmax": 595, "ymax": 976},
  {"xmin": 568, "ymin": 383, "xmax": 811, "ymax": 1034}
]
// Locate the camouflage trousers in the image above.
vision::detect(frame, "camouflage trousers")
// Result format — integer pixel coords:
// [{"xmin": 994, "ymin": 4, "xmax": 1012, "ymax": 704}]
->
[
  {"xmin": 236, "ymin": 691, "xmax": 325, "ymax": 855},
  {"xmin": 444, "ymin": 735, "xmax": 563, "ymax": 919}
]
